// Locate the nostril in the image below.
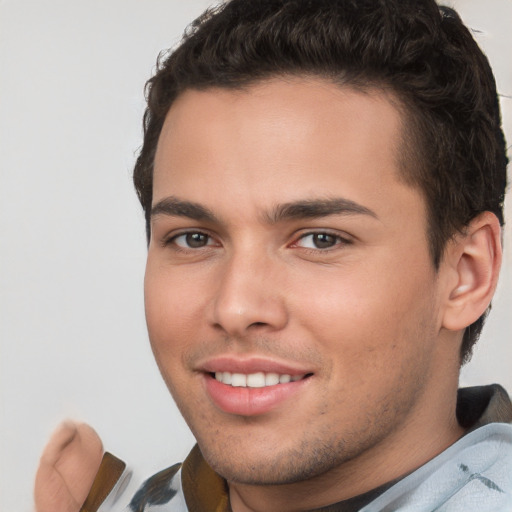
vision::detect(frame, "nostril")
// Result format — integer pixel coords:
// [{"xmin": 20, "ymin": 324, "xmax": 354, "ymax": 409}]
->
[{"xmin": 249, "ymin": 322, "xmax": 267, "ymax": 328}]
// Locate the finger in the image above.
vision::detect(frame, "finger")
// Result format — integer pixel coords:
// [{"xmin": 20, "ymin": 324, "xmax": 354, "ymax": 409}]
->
[
  {"xmin": 35, "ymin": 421, "xmax": 104, "ymax": 512},
  {"xmin": 38, "ymin": 421, "xmax": 81, "ymax": 466},
  {"xmin": 34, "ymin": 463, "xmax": 81, "ymax": 512}
]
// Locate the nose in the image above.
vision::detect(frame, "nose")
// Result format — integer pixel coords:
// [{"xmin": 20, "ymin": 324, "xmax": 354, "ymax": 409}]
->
[{"xmin": 210, "ymin": 251, "xmax": 288, "ymax": 338}]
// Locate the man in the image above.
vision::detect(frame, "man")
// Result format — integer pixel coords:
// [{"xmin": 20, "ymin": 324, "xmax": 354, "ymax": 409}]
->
[{"xmin": 35, "ymin": 0, "xmax": 511, "ymax": 510}]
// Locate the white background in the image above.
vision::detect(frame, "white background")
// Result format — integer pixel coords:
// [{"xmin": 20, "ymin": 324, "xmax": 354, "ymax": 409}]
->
[{"xmin": 0, "ymin": 1, "xmax": 510, "ymax": 510}]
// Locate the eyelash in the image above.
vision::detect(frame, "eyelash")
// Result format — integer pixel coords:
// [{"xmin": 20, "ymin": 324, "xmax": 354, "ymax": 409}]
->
[
  {"xmin": 163, "ymin": 229, "xmax": 351, "ymax": 253},
  {"xmin": 291, "ymin": 231, "xmax": 352, "ymax": 252},
  {"xmin": 163, "ymin": 231, "xmax": 217, "ymax": 250}
]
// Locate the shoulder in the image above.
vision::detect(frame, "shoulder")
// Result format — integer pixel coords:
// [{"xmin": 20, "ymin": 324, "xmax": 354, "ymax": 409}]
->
[{"xmin": 363, "ymin": 423, "xmax": 512, "ymax": 512}]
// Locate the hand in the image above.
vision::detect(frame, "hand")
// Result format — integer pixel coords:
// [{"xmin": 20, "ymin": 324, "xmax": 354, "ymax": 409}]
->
[{"xmin": 34, "ymin": 421, "xmax": 104, "ymax": 512}]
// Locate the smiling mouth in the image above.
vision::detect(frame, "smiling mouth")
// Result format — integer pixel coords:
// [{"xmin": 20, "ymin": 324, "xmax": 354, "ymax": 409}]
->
[{"xmin": 212, "ymin": 371, "xmax": 312, "ymax": 388}]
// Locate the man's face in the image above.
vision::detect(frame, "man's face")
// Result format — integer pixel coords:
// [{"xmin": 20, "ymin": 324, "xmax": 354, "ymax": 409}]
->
[{"xmin": 145, "ymin": 79, "xmax": 449, "ymax": 486}]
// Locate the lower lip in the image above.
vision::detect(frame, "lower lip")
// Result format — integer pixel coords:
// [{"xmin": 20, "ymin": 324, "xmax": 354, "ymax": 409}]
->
[{"xmin": 204, "ymin": 374, "xmax": 310, "ymax": 416}]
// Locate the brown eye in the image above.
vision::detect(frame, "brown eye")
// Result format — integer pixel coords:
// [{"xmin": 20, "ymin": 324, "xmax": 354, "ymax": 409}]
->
[
  {"xmin": 296, "ymin": 232, "xmax": 342, "ymax": 249},
  {"xmin": 311, "ymin": 233, "xmax": 337, "ymax": 249},
  {"xmin": 173, "ymin": 232, "xmax": 212, "ymax": 248},
  {"xmin": 186, "ymin": 233, "xmax": 209, "ymax": 248}
]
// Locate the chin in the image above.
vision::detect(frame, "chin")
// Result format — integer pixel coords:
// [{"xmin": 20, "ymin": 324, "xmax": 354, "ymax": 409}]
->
[{"xmin": 197, "ymin": 434, "xmax": 358, "ymax": 486}]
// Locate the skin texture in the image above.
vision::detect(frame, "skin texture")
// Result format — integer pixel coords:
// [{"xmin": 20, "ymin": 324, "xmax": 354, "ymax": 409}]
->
[
  {"xmin": 144, "ymin": 78, "xmax": 478, "ymax": 511},
  {"xmin": 34, "ymin": 421, "xmax": 103, "ymax": 512},
  {"xmin": 32, "ymin": 78, "xmax": 501, "ymax": 512}
]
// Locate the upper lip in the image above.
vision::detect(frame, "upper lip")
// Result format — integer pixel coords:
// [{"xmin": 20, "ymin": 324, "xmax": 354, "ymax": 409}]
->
[{"xmin": 198, "ymin": 356, "xmax": 313, "ymax": 376}]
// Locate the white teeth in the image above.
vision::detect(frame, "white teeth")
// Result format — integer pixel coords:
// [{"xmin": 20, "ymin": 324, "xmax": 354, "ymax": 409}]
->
[
  {"xmin": 265, "ymin": 373, "xmax": 280, "ymax": 386},
  {"xmin": 247, "ymin": 372, "xmax": 265, "ymax": 387},
  {"xmin": 231, "ymin": 373, "xmax": 247, "ymax": 387},
  {"xmin": 214, "ymin": 371, "xmax": 305, "ymax": 387}
]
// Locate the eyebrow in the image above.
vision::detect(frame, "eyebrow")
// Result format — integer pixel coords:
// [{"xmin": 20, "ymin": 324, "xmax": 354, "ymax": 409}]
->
[
  {"xmin": 151, "ymin": 196, "xmax": 218, "ymax": 222},
  {"xmin": 265, "ymin": 198, "xmax": 378, "ymax": 223},
  {"xmin": 150, "ymin": 196, "xmax": 377, "ymax": 224}
]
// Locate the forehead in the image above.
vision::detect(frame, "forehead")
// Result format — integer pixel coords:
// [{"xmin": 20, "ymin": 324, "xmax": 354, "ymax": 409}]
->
[{"xmin": 152, "ymin": 78, "xmax": 420, "ymax": 224}]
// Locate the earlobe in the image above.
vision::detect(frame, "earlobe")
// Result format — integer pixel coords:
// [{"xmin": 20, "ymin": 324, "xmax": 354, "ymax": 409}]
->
[{"xmin": 442, "ymin": 212, "xmax": 502, "ymax": 332}]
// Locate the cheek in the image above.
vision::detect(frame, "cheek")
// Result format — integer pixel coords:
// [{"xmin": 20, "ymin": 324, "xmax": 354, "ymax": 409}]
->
[
  {"xmin": 144, "ymin": 262, "xmax": 203, "ymax": 363},
  {"xmin": 290, "ymin": 261, "xmax": 437, "ymax": 363}
]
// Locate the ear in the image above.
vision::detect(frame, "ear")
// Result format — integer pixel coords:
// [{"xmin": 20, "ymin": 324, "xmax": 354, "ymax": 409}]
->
[{"xmin": 442, "ymin": 212, "xmax": 502, "ymax": 332}]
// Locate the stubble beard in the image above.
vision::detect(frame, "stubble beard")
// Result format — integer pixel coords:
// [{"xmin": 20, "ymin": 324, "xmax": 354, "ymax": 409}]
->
[
  {"xmin": 189, "ymin": 390, "xmax": 422, "ymax": 487},
  {"xmin": 162, "ymin": 312, "xmax": 437, "ymax": 487}
]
